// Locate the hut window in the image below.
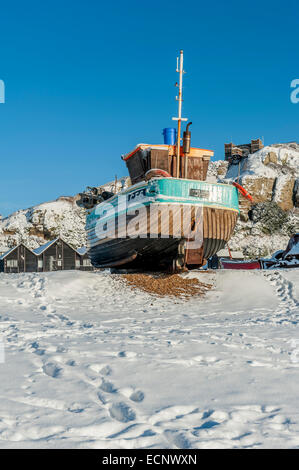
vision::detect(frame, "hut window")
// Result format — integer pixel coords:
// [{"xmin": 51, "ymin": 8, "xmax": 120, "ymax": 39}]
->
[
  {"xmin": 38, "ymin": 259, "xmax": 43, "ymax": 268},
  {"xmin": 83, "ymin": 258, "xmax": 92, "ymax": 266},
  {"xmin": 7, "ymin": 259, "xmax": 18, "ymax": 267},
  {"xmin": 75, "ymin": 259, "xmax": 81, "ymax": 268},
  {"xmin": 57, "ymin": 260, "xmax": 62, "ymax": 267}
]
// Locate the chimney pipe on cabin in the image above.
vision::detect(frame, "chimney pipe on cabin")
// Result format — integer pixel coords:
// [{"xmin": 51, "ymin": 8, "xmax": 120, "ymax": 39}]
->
[{"xmin": 183, "ymin": 122, "xmax": 192, "ymax": 155}]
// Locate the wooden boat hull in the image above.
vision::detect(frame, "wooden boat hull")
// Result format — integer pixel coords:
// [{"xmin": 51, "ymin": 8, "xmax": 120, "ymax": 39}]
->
[{"xmin": 85, "ymin": 178, "xmax": 239, "ymax": 270}]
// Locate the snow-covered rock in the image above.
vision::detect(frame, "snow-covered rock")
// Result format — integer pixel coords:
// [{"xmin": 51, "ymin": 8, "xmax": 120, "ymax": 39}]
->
[
  {"xmin": 0, "ymin": 196, "xmax": 87, "ymax": 250},
  {"xmin": 210, "ymin": 143, "xmax": 299, "ymax": 258},
  {"xmin": 0, "ymin": 178, "xmax": 131, "ymax": 251},
  {"xmin": 206, "ymin": 160, "xmax": 228, "ymax": 182},
  {"xmin": 225, "ymin": 143, "xmax": 299, "ymax": 212},
  {"xmin": 225, "ymin": 143, "xmax": 299, "ymax": 180}
]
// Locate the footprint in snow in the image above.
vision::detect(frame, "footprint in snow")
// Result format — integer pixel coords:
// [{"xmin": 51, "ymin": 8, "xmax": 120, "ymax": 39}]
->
[
  {"xmin": 66, "ymin": 359, "xmax": 76, "ymax": 366},
  {"xmin": 68, "ymin": 403, "xmax": 85, "ymax": 413},
  {"xmin": 57, "ymin": 314, "xmax": 69, "ymax": 321},
  {"xmin": 89, "ymin": 364, "xmax": 112, "ymax": 376},
  {"xmin": 109, "ymin": 402, "xmax": 136, "ymax": 423},
  {"xmin": 99, "ymin": 380, "xmax": 117, "ymax": 393},
  {"xmin": 97, "ymin": 392, "xmax": 107, "ymax": 405},
  {"xmin": 30, "ymin": 342, "xmax": 45, "ymax": 356},
  {"xmin": 100, "ymin": 365, "xmax": 112, "ymax": 376},
  {"xmin": 130, "ymin": 390, "xmax": 145, "ymax": 403},
  {"xmin": 118, "ymin": 351, "xmax": 137, "ymax": 359},
  {"xmin": 164, "ymin": 430, "xmax": 192, "ymax": 449},
  {"xmin": 42, "ymin": 362, "xmax": 62, "ymax": 378}
]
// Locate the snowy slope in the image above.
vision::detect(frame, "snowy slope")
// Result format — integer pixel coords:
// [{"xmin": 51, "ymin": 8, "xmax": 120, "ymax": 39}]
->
[
  {"xmin": 0, "ymin": 178, "xmax": 130, "ymax": 251},
  {"xmin": 0, "ymin": 269, "xmax": 299, "ymax": 449},
  {"xmin": 0, "ymin": 197, "xmax": 87, "ymax": 250}
]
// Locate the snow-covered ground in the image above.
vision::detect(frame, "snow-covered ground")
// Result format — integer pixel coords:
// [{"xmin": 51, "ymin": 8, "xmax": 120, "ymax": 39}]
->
[{"xmin": 0, "ymin": 269, "xmax": 299, "ymax": 449}]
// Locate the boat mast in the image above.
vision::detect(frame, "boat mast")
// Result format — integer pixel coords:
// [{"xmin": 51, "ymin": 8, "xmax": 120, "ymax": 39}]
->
[{"xmin": 172, "ymin": 49, "xmax": 187, "ymax": 178}]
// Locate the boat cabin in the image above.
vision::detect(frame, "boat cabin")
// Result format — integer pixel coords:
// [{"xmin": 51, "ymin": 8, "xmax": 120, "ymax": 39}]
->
[{"xmin": 123, "ymin": 144, "xmax": 214, "ymax": 184}]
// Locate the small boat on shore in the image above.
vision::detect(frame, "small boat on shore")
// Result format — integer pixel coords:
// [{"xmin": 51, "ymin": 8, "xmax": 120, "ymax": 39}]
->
[
  {"xmin": 78, "ymin": 51, "xmax": 245, "ymax": 271},
  {"xmin": 220, "ymin": 259, "xmax": 261, "ymax": 270},
  {"xmin": 219, "ymin": 234, "xmax": 299, "ymax": 270},
  {"xmin": 261, "ymin": 233, "xmax": 299, "ymax": 269}
]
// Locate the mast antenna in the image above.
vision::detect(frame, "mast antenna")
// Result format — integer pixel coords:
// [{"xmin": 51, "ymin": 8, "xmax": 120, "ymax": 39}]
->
[{"xmin": 172, "ymin": 49, "xmax": 188, "ymax": 178}]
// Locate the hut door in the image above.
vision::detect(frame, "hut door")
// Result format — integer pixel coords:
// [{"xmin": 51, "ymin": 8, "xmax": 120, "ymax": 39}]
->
[{"xmin": 49, "ymin": 255, "xmax": 57, "ymax": 271}]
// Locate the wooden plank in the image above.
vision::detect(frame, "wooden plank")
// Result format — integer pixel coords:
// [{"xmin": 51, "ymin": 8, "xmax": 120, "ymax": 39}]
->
[
  {"xmin": 217, "ymin": 209, "xmax": 221, "ymax": 240},
  {"xmin": 225, "ymin": 211, "xmax": 230, "ymax": 241},
  {"xmin": 185, "ymin": 245, "xmax": 204, "ymax": 265},
  {"xmin": 150, "ymin": 150, "xmax": 169, "ymax": 172}
]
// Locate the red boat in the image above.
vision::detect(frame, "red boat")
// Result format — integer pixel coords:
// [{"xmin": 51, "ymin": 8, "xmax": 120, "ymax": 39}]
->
[{"xmin": 220, "ymin": 259, "xmax": 261, "ymax": 270}]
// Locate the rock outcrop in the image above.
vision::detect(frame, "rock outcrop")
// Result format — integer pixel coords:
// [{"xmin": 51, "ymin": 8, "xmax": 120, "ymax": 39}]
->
[
  {"xmin": 211, "ymin": 143, "xmax": 299, "ymax": 257},
  {"xmin": 0, "ymin": 196, "xmax": 87, "ymax": 250},
  {"xmin": 0, "ymin": 178, "xmax": 131, "ymax": 252}
]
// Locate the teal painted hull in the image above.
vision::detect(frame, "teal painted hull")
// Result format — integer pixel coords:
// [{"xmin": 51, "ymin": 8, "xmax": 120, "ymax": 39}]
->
[
  {"xmin": 149, "ymin": 178, "xmax": 239, "ymax": 211},
  {"xmin": 87, "ymin": 178, "xmax": 239, "ymax": 226}
]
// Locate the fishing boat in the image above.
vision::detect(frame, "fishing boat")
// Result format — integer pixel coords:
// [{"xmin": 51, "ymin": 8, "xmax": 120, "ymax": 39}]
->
[{"xmin": 78, "ymin": 51, "xmax": 246, "ymax": 271}]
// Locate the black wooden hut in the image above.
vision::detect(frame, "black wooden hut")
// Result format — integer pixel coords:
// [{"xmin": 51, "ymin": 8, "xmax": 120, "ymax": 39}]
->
[
  {"xmin": 34, "ymin": 238, "xmax": 79, "ymax": 272},
  {"xmin": 0, "ymin": 238, "xmax": 94, "ymax": 273},
  {"xmin": 76, "ymin": 247, "xmax": 93, "ymax": 271},
  {"xmin": 0, "ymin": 243, "xmax": 37, "ymax": 273}
]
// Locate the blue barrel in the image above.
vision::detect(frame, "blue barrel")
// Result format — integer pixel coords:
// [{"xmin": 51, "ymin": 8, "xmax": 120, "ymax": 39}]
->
[{"xmin": 162, "ymin": 127, "xmax": 177, "ymax": 145}]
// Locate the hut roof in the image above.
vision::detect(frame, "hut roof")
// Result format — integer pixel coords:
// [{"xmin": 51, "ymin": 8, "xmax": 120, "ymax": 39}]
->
[
  {"xmin": 77, "ymin": 246, "xmax": 87, "ymax": 256},
  {"xmin": 0, "ymin": 245, "xmax": 18, "ymax": 260},
  {"xmin": 33, "ymin": 237, "xmax": 77, "ymax": 256},
  {"xmin": 0, "ymin": 243, "xmax": 36, "ymax": 260},
  {"xmin": 33, "ymin": 238, "xmax": 59, "ymax": 255}
]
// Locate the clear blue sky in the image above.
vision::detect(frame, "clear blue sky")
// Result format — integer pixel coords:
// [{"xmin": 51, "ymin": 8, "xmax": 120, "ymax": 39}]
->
[{"xmin": 0, "ymin": 0, "xmax": 298, "ymax": 216}]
